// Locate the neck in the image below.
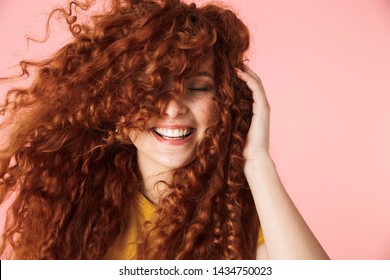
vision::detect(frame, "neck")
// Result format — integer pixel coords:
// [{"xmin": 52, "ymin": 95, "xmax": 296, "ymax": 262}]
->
[
  {"xmin": 141, "ymin": 171, "xmax": 172, "ymax": 205},
  {"xmin": 137, "ymin": 156, "xmax": 173, "ymax": 205}
]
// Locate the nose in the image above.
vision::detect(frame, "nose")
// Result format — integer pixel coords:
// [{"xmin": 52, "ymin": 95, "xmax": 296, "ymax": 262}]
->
[{"xmin": 163, "ymin": 98, "xmax": 187, "ymax": 118}]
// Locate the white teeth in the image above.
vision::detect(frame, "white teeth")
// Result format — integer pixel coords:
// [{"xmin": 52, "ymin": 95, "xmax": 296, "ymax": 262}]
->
[{"xmin": 154, "ymin": 128, "xmax": 192, "ymax": 138}]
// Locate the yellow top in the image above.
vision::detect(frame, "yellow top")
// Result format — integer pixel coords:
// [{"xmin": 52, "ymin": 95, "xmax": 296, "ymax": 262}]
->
[{"xmin": 105, "ymin": 193, "xmax": 264, "ymax": 259}]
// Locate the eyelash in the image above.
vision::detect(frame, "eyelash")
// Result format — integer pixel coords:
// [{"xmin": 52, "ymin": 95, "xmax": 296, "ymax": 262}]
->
[{"xmin": 188, "ymin": 87, "xmax": 210, "ymax": 92}]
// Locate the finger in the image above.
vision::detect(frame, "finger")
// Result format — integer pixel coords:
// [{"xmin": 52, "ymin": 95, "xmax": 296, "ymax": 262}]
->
[
  {"xmin": 236, "ymin": 68, "xmax": 269, "ymax": 109},
  {"xmin": 243, "ymin": 66, "xmax": 262, "ymax": 84},
  {"xmin": 236, "ymin": 67, "xmax": 264, "ymax": 93}
]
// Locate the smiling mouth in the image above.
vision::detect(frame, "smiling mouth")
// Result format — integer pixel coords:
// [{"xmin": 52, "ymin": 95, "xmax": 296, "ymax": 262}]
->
[{"xmin": 152, "ymin": 127, "xmax": 195, "ymax": 140}]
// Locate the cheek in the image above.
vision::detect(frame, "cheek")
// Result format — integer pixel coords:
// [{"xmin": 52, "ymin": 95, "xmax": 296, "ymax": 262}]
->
[
  {"xmin": 197, "ymin": 99, "xmax": 218, "ymax": 127},
  {"xmin": 129, "ymin": 130, "xmax": 144, "ymax": 145}
]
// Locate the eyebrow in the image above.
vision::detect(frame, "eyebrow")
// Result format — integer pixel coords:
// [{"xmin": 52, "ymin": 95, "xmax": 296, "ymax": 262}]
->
[{"xmin": 196, "ymin": 71, "xmax": 215, "ymax": 79}]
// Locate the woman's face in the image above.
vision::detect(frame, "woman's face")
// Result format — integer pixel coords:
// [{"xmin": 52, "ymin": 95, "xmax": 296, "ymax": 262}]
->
[{"xmin": 130, "ymin": 57, "xmax": 217, "ymax": 176}]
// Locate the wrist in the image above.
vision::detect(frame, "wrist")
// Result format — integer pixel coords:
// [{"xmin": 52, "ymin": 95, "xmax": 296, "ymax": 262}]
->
[{"xmin": 244, "ymin": 152, "xmax": 275, "ymax": 175}]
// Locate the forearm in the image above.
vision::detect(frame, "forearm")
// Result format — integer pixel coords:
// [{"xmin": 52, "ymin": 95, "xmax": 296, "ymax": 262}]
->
[{"xmin": 245, "ymin": 154, "xmax": 329, "ymax": 260}]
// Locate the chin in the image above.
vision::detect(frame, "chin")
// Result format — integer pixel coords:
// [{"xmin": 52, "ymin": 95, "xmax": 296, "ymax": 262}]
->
[{"xmin": 158, "ymin": 157, "xmax": 192, "ymax": 171}]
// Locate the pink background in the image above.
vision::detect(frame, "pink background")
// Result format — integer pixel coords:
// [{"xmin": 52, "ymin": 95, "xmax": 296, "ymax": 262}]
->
[{"xmin": 1, "ymin": 0, "xmax": 390, "ymax": 259}]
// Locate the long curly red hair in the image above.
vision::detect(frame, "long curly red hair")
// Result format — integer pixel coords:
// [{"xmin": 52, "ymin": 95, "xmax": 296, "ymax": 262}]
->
[{"xmin": 0, "ymin": 0, "xmax": 259, "ymax": 259}]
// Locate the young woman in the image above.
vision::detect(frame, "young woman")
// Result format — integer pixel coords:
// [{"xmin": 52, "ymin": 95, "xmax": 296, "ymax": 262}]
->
[{"xmin": 0, "ymin": 0, "xmax": 329, "ymax": 259}]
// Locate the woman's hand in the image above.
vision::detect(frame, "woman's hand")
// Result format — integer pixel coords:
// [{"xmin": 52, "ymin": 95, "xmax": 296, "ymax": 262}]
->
[
  {"xmin": 236, "ymin": 66, "xmax": 329, "ymax": 260},
  {"xmin": 236, "ymin": 67, "xmax": 271, "ymax": 165}
]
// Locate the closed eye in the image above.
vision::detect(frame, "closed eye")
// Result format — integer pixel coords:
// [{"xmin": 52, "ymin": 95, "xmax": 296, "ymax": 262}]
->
[
  {"xmin": 186, "ymin": 76, "xmax": 215, "ymax": 95},
  {"xmin": 188, "ymin": 87, "xmax": 211, "ymax": 91}
]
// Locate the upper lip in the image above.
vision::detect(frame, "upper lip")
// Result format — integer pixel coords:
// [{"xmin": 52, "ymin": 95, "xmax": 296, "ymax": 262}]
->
[{"xmin": 150, "ymin": 124, "xmax": 195, "ymax": 129}]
